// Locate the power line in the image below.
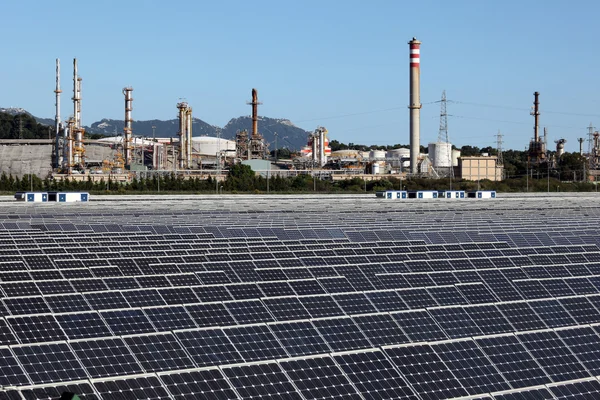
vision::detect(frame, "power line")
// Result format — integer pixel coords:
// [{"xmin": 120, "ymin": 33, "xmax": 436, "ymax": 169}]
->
[{"xmin": 451, "ymin": 100, "xmax": 600, "ymax": 118}]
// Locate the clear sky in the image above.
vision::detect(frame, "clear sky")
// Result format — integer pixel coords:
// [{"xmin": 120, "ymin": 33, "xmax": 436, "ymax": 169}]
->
[{"xmin": 1, "ymin": 0, "xmax": 599, "ymax": 152}]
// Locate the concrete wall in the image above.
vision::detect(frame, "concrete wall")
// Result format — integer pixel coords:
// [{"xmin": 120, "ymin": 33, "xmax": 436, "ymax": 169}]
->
[
  {"xmin": 0, "ymin": 144, "xmax": 115, "ymax": 179},
  {"xmin": 0, "ymin": 145, "xmax": 53, "ymax": 179}
]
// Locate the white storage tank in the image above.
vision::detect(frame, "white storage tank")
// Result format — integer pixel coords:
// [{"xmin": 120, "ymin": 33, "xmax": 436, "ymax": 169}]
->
[
  {"xmin": 372, "ymin": 163, "xmax": 381, "ymax": 174},
  {"xmin": 369, "ymin": 150, "xmax": 386, "ymax": 161},
  {"xmin": 452, "ymin": 149, "xmax": 461, "ymax": 167},
  {"xmin": 359, "ymin": 151, "xmax": 370, "ymax": 160},
  {"xmin": 428, "ymin": 142, "xmax": 453, "ymax": 168},
  {"xmin": 386, "ymin": 148, "xmax": 410, "ymax": 167},
  {"xmin": 331, "ymin": 150, "xmax": 359, "ymax": 159},
  {"xmin": 192, "ymin": 136, "xmax": 236, "ymax": 157}
]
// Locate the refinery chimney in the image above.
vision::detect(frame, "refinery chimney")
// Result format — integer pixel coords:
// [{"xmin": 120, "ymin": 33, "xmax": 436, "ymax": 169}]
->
[
  {"xmin": 54, "ymin": 59, "xmax": 62, "ymax": 168},
  {"xmin": 408, "ymin": 38, "xmax": 421, "ymax": 174},
  {"xmin": 533, "ymin": 92, "xmax": 540, "ymax": 144},
  {"xmin": 123, "ymin": 87, "xmax": 134, "ymax": 166},
  {"xmin": 250, "ymin": 88, "xmax": 260, "ymax": 137}
]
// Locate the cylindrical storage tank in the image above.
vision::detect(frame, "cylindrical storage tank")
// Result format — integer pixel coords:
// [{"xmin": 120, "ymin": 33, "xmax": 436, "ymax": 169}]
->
[
  {"xmin": 387, "ymin": 148, "xmax": 410, "ymax": 167},
  {"xmin": 428, "ymin": 142, "xmax": 452, "ymax": 168},
  {"xmin": 452, "ymin": 149, "xmax": 461, "ymax": 167},
  {"xmin": 192, "ymin": 137, "xmax": 236, "ymax": 157},
  {"xmin": 331, "ymin": 150, "xmax": 359, "ymax": 158},
  {"xmin": 369, "ymin": 150, "xmax": 386, "ymax": 161},
  {"xmin": 372, "ymin": 163, "xmax": 380, "ymax": 174},
  {"xmin": 359, "ymin": 151, "xmax": 370, "ymax": 160}
]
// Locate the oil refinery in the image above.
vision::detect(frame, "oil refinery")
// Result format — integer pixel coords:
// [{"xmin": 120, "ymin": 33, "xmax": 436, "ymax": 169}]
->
[{"xmin": 2, "ymin": 40, "xmax": 600, "ymax": 185}]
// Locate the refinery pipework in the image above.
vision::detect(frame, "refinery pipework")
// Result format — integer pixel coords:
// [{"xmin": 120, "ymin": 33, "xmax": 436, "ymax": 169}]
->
[
  {"xmin": 72, "ymin": 58, "xmax": 85, "ymax": 167},
  {"xmin": 177, "ymin": 102, "xmax": 193, "ymax": 169},
  {"xmin": 408, "ymin": 38, "xmax": 421, "ymax": 175},
  {"xmin": 54, "ymin": 59, "xmax": 62, "ymax": 169},
  {"xmin": 186, "ymin": 107, "xmax": 193, "ymax": 168},
  {"xmin": 123, "ymin": 87, "xmax": 134, "ymax": 166}
]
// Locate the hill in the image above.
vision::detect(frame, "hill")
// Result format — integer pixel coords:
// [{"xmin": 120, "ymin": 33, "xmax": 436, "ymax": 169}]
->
[{"xmin": 0, "ymin": 108, "xmax": 311, "ymax": 150}]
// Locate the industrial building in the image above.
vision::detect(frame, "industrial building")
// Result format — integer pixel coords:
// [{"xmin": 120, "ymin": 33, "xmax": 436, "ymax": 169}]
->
[{"xmin": 459, "ymin": 155, "xmax": 504, "ymax": 181}]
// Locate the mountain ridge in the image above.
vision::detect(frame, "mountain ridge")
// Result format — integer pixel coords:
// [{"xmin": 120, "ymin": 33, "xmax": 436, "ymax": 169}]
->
[{"xmin": 0, "ymin": 108, "xmax": 310, "ymax": 150}]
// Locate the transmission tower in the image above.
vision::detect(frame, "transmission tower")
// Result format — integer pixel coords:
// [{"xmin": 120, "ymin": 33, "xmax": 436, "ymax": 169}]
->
[
  {"xmin": 588, "ymin": 123, "xmax": 595, "ymax": 155},
  {"xmin": 437, "ymin": 90, "xmax": 454, "ymax": 184},
  {"xmin": 438, "ymin": 90, "xmax": 448, "ymax": 143},
  {"xmin": 496, "ymin": 130, "xmax": 504, "ymax": 166}
]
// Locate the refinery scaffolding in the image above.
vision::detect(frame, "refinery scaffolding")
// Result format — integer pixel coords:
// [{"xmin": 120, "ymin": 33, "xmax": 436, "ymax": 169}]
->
[
  {"xmin": 54, "ymin": 59, "xmax": 63, "ymax": 169},
  {"xmin": 528, "ymin": 91, "xmax": 546, "ymax": 164},
  {"xmin": 123, "ymin": 87, "xmax": 134, "ymax": 167},
  {"xmin": 177, "ymin": 102, "xmax": 193, "ymax": 169},
  {"xmin": 239, "ymin": 88, "xmax": 268, "ymax": 160},
  {"xmin": 72, "ymin": 58, "xmax": 85, "ymax": 169}
]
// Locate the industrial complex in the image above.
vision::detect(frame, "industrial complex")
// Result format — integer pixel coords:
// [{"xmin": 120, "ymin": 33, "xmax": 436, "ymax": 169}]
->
[{"xmin": 1, "ymin": 40, "xmax": 599, "ymax": 185}]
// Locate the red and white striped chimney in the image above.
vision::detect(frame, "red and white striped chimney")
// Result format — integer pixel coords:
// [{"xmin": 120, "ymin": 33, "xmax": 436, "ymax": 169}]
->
[{"xmin": 409, "ymin": 37, "xmax": 421, "ymax": 175}]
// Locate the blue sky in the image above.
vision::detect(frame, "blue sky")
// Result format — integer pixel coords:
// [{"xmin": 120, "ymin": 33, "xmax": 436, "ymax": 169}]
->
[{"xmin": 1, "ymin": 0, "xmax": 599, "ymax": 152}]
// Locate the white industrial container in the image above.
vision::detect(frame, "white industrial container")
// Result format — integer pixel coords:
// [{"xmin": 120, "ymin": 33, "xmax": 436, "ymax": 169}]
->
[
  {"xmin": 452, "ymin": 149, "xmax": 461, "ymax": 167},
  {"xmin": 416, "ymin": 190, "xmax": 437, "ymax": 199},
  {"xmin": 381, "ymin": 190, "xmax": 407, "ymax": 199},
  {"xmin": 428, "ymin": 142, "xmax": 453, "ymax": 168},
  {"xmin": 191, "ymin": 137, "xmax": 236, "ymax": 157},
  {"xmin": 386, "ymin": 148, "xmax": 410, "ymax": 167},
  {"xmin": 372, "ymin": 163, "xmax": 381, "ymax": 174},
  {"xmin": 369, "ymin": 150, "xmax": 386, "ymax": 161},
  {"xmin": 15, "ymin": 192, "xmax": 89, "ymax": 202},
  {"xmin": 21, "ymin": 192, "xmax": 48, "ymax": 202},
  {"xmin": 476, "ymin": 191, "xmax": 496, "ymax": 199},
  {"xmin": 359, "ymin": 151, "xmax": 370, "ymax": 160},
  {"xmin": 441, "ymin": 190, "xmax": 465, "ymax": 199}
]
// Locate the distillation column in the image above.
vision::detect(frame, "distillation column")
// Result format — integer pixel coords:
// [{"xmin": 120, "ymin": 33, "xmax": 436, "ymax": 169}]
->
[
  {"xmin": 123, "ymin": 87, "xmax": 134, "ymax": 166},
  {"xmin": 72, "ymin": 58, "xmax": 84, "ymax": 167},
  {"xmin": 54, "ymin": 59, "xmax": 62, "ymax": 169},
  {"xmin": 409, "ymin": 38, "xmax": 422, "ymax": 175},
  {"xmin": 177, "ymin": 102, "xmax": 188, "ymax": 169},
  {"xmin": 186, "ymin": 107, "xmax": 193, "ymax": 168}
]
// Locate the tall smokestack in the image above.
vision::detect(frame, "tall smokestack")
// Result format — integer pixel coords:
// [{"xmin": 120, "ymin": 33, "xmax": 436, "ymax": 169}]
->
[
  {"xmin": 54, "ymin": 59, "xmax": 62, "ymax": 169},
  {"xmin": 409, "ymin": 38, "xmax": 421, "ymax": 174},
  {"xmin": 123, "ymin": 87, "xmax": 134, "ymax": 166},
  {"xmin": 251, "ymin": 88, "xmax": 259, "ymax": 137},
  {"xmin": 579, "ymin": 138, "xmax": 585, "ymax": 155},
  {"xmin": 533, "ymin": 92, "xmax": 540, "ymax": 143}
]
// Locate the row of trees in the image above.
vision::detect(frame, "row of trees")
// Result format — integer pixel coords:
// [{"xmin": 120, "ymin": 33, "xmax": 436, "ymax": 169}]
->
[
  {"xmin": 0, "ymin": 112, "xmax": 52, "ymax": 140},
  {"xmin": 1, "ymin": 164, "xmax": 597, "ymax": 195}
]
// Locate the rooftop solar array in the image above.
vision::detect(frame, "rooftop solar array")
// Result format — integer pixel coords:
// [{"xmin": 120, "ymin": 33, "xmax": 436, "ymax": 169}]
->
[{"xmin": 1, "ymin": 193, "xmax": 600, "ymax": 398}]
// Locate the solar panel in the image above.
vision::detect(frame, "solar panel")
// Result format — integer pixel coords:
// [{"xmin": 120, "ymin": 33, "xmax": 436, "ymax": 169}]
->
[
  {"xmin": 384, "ymin": 343, "xmax": 469, "ymax": 399},
  {"xmin": 158, "ymin": 368, "xmax": 239, "ymax": 399},
  {"xmin": 123, "ymin": 332, "xmax": 196, "ymax": 372},
  {"xmin": 279, "ymin": 355, "xmax": 363, "ymax": 400},
  {"xmin": 69, "ymin": 337, "xmax": 144, "ymax": 378},
  {"xmin": 224, "ymin": 324, "xmax": 288, "ymax": 362},
  {"xmin": 174, "ymin": 328, "xmax": 244, "ymax": 367},
  {"xmin": 333, "ymin": 350, "xmax": 419, "ymax": 399},
  {"xmin": 431, "ymin": 339, "xmax": 511, "ymax": 394},
  {"xmin": 222, "ymin": 362, "xmax": 302, "ymax": 400},
  {"xmin": 516, "ymin": 330, "xmax": 590, "ymax": 381},
  {"xmin": 475, "ymin": 334, "xmax": 552, "ymax": 389},
  {"xmin": 93, "ymin": 375, "xmax": 171, "ymax": 400},
  {"xmin": 268, "ymin": 320, "xmax": 331, "ymax": 357}
]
